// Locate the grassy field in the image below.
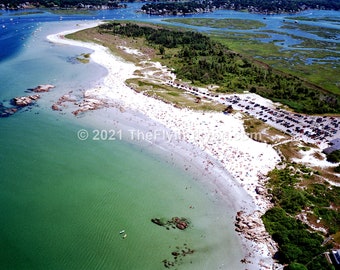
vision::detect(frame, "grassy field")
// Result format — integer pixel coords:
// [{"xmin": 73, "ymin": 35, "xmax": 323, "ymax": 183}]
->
[
  {"xmin": 47, "ymin": 8, "xmax": 95, "ymax": 15},
  {"xmin": 164, "ymin": 18, "xmax": 266, "ymax": 30},
  {"xmin": 126, "ymin": 78, "xmax": 226, "ymax": 111},
  {"xmin": 282, "ymin": 21, "xmax": 340, "ymax": 40},
  {"xmin": 287, "ymin": 16, "xmax": 340, "ymax": 23},
  {"xmin": 211, "ymin": 29, "xmax": 340, "ymax": 95},
  {"xmin": 12, "ymin": 11, "xmax": 45, "ymax": 16}
]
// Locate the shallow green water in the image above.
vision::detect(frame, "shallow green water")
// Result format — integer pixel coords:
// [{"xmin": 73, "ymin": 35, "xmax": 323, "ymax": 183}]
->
[
  {"xmin": 0, "ymin": 21, "xmax": 246, "ymax": 270},
  {"xmin": 0, "ymin": 109, "xmax": 244, "ymax": 269}
]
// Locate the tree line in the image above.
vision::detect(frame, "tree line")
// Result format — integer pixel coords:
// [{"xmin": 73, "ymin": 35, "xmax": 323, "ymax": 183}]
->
[
  {"xmin": 99, "ymin": 22, "xmax": 339, "ymax": 114},
  {"xmin": 140, "ymin": 0, "xmax": 340, "ymax": 15},
  {"xmin": 2, "ymin": 0, "xmax": 340, "ymax": 12}
]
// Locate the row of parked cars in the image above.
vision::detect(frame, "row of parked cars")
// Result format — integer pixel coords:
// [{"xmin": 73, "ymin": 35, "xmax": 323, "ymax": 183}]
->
[{"xmin": 221, "ymin": 95, "xmax": 339, "ymax": 143}]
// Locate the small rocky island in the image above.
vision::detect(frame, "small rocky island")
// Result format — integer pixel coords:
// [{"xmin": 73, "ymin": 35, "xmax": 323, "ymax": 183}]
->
[
  {"xmin": 151, "ymin": 217, "xmax": 190, "ymax": 230},
  {"xmin": 12, "ymin": 94, "xmax": 41, "ymax": 107},
  {"xmin": 29, "ymin": 84, "xmax": 55, "ymax": 93}
]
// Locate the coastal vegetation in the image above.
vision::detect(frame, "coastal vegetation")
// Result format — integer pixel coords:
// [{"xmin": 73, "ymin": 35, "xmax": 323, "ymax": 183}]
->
[
  {"xmin": 262, "ymin": 207, "xmax": 332, "ymax": 270},
  {"xmin": 326, "ymin": 150, "xmax": 340, "ymax": 163},
  {"xmin": 263, "ymin": 164, "xmax": 340, "ymax": 269},
  {"xmin": 288, "ymin": 16, "xmax": 340, "ymax": 23},
  {"xmin": 243, "ymin": 116, "xmax": 291, "ymax": 144},
  {"xmin": 48, "ymin": 8, "xmax": 94, "ymax": 15},
  {"xmin": 125, "ymin": 78, "xmax": 226, "ymax": 112},
  {"xmin": 282, "ymin": 22, "xmax": 340, "ymax": 40},
  {"xmin": 335, "ymin": 165, "xmax": 340, "ymax": 173},
  {"xmin": 12, "ymin": 10, "xmax": 44, "ymax": 15},
  {"xmin": 76, "ymin": 52, "xmax": 91, "ymax": 63},
  {"xmin": 164, "ymin": 18, "xmax": 266, "ymax": 30},
  {"xmin": 169, "ymin": 18, "xmax": 340, "ymax": 96},
  {"xmin": 96, "ymin": 22, "xmax": 339, "ymax": 114}
]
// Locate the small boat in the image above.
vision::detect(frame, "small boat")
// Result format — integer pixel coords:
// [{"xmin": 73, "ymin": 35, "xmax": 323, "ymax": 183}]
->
[
  {"xmin": 122, "ymin": 233, "xmax": 127, "ymax": 239},
  {"xmin": 119, "ymin": 230, "xmax": 125, "ymax": 234}
]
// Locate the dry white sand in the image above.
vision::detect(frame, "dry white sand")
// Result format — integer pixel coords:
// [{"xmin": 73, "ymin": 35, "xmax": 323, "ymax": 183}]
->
[{"xmin": 47, "ymin": 22, "xmax": 282, "ymax": 269}]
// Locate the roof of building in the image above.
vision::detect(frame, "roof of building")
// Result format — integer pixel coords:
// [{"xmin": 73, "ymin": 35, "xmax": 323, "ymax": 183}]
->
[
  {"xmin": 323, "ymin": 138, "xmax": 340, "ymax": 155},
  {"xmin": 332, "ymin": 250, "xmax": 340, "ymax": 265}
]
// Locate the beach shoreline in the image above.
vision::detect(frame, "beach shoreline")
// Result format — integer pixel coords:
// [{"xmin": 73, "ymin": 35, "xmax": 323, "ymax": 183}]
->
[{"xmin": 47, "ymin": 22, "xmax": 281, "ymax": 269}]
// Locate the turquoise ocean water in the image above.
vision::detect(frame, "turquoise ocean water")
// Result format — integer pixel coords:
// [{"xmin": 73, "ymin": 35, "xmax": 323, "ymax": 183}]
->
[
  {"xmin": 0, "ymin": 19, "xmax": 245, "ymax": 270},
  {"xmin": 0, "ymin": 110, "xmax": 244, "ymax": 269}
]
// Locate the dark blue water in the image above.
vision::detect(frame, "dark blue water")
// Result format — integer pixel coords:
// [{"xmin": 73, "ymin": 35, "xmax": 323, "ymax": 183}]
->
[{"xmin": 0, "ymin": 4, "xmax": 145, "ymax": 61}]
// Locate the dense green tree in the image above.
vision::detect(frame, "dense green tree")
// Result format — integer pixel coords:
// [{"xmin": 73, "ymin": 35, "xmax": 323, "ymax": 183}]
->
[
  {"xmin": 335, "ymin": 165, "xmax": 340, "ymax": 173},
  {"xmin": 262, "ymin": 207, "xmax": 329, "ymax": 268},
  {"xmin": 326, "ymin": 150, "xmax": 340, "ymax": 163},
  {"xmin": 285, "ymin": 262, "xmax": 308, "ymax": 270}
]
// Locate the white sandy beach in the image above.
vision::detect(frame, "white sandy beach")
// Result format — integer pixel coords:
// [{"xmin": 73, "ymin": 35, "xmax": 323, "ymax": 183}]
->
[{"xmin": 47, "ymin": 22, "xmax": 282, "ymax": 269}]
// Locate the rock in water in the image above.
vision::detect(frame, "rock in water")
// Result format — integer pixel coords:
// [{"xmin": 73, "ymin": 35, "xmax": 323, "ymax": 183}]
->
[
  {"xmin": 51, "ymin": 104, "xmax": 61, "ymax": 111},
  {"xmin": 32, "ymin": 84, "xmax": 55, "ymax": 93},
  {"xmin": 12, "ymin": 95, "xmax": 40, "ymax": 107}
]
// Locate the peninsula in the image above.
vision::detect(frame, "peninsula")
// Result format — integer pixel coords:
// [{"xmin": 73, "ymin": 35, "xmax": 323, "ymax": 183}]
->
[{"xmin": 49, "ymin": 20, "xmax": 339, "ymax": 270}]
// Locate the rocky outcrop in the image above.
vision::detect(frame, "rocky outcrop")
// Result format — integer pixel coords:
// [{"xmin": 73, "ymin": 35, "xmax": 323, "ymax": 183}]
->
[
  {"xmin": 31, "ymin": 84, "xmax": 55, "ymax": 93},
  {"xmin": 51, "ymin": 104, "xmax": 61, "ymax": 111},
  {"xmin": 72, "ymin": 98, "xmax": 106, "ymax": 116},
  {"xmin": 162, "ymin": 244, "xmax": 195, "ymax": 268},
  {"xmin": 151, "ymin": 216, "xmax": 190, "ymax": 230},
  {"xmin": 12, "ymin": 94, "xmax": 40, "ymax": 107},
  {"xmin": 172, "ymin": 217, "xmax": 189, "ymax": 230},
  {"xmin": 0, "ymin": 105, "xmax": 17, "ymax": 117},
  {"xmin": 1, "ymin": 84, "xmax": 55, "ymax": 118},
  {"xmin": 151, "ymin": 217, "xmax": 193, "ymax": 267},
  {"xmin": 235, "ymin": 211, "xmax": 277, "ymax": 254},
  {"xmin": 51, "ymin": 91, "xmax": 108, "ymax": 116},
  {"xmin": 1, "ymin": 94, "xmax": 40, "ymax": 117},
  {"xmin": 51, "ymin": 93, "xmax": 78, "ymax": 112}
]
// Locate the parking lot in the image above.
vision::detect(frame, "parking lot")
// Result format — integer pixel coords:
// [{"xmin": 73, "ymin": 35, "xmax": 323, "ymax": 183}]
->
[
  {"xmin": 168, "ymin": 81, "xmax": 340, "ymax": 147},
  {"xmin": 221, "ymin": 94, "xmax": 340, "ymax": 145}
]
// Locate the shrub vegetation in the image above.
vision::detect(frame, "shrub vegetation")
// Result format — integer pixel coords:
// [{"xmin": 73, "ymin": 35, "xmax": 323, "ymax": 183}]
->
[
  {"xmin": 263, "ymin": 165, "xmax": 340, "ymax": 269},
  {"xmin": 326, "ymin": 150, "xmax": 340, "ymax": 163}
]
